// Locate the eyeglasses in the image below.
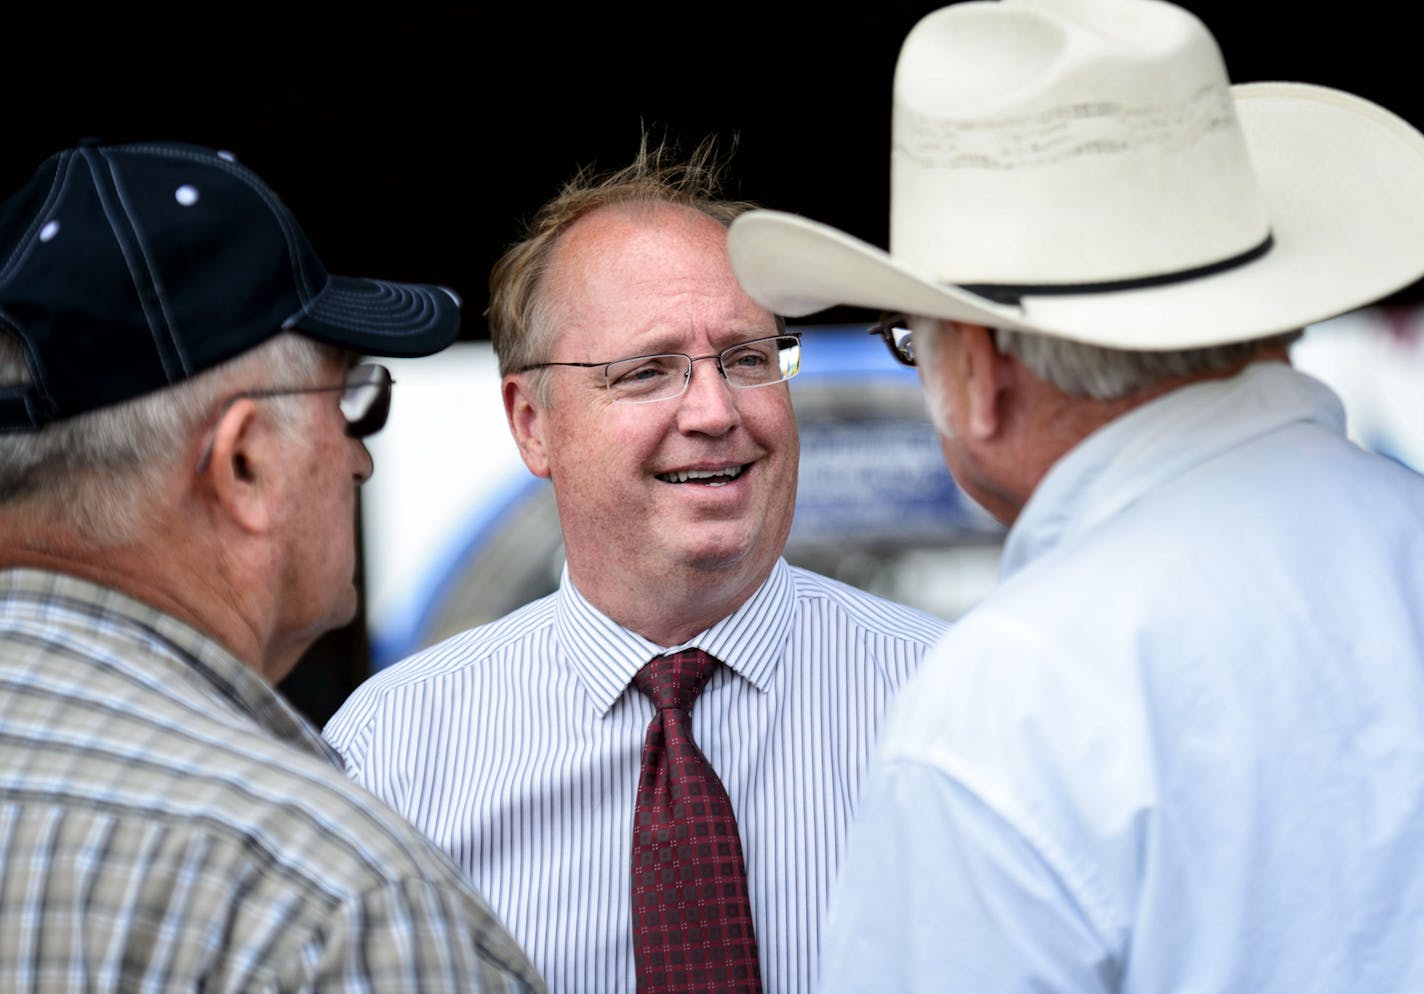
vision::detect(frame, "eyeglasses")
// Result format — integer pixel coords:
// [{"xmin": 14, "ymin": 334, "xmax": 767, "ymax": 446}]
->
[
  {"xmin": 869, "ymin": 313, "xmax": 915, "ymax": 366},
  {"xmin": 518, "ymin": 334, "xmax": 802, "ymax": 404},
  {"xmin": 195, "ymin": 362, "xmax": 393, "ymax": 472}
]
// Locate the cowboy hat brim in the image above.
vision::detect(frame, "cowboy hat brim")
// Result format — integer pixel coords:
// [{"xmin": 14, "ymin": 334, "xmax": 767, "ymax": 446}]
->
[{"xmin": 728, "ymin": 83, "xmax": 1424, "ymax": 350}]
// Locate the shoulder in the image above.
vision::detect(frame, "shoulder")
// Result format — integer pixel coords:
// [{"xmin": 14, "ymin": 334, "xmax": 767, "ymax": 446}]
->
[
  {"xmin": 245, "ymin": 746, "xmax": 463, "ymax": 885},
  {"xmin": 786, "ymin": 564, "xmax": 950, "ymax": 647},
  {"xmin": 194, "ymin": 748, "xmax": 542, "ymax": 989},
  {"xmin": 325, "ymin": 593, "xmax": 557, "ymax": 739},
  {"xmin": 19, "ymin": 680, "xmax": 497, "ymax": 915}
]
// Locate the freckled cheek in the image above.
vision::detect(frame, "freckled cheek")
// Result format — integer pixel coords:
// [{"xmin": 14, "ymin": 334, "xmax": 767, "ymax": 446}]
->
[
  {"xmin": 598, "ymin": 413, "xmax": 676, "ymax": 469},
  {"xmin": 744, "ymin": 394, "xmax": 798, "ymax": 459},
  {"xmin": 548, "ymin": 429, "xmax": 650, "ymax": 508}
]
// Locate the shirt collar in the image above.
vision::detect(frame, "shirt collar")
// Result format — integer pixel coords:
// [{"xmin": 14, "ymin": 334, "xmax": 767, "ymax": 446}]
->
[
  {"xmin": 1001, "ymin": 363, "xmax": 1345, "ymax": 579},
  {"xmin": 553, "ymin": 557, "xmax": 796, "ymax": 717}
]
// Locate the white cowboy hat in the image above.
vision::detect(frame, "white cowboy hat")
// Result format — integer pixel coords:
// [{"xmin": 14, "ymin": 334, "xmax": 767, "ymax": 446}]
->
[{"xmin": 726, "ymin": 0, "xmax": 1424, "ymax": 350}]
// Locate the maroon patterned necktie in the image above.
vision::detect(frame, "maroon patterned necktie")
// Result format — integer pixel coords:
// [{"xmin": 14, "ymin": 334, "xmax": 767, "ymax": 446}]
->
[{"xmin": 631, "ymin": 648, "xmax": 763, "ymax": 993}]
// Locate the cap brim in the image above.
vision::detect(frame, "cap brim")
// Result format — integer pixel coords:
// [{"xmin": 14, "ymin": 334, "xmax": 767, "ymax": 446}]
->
[
  {"xmin": 728, "ymin": 83, "xmax": 1424, "ymax": 349},
  {"xmin": 285, "ymin": 274, "xmax": 461, "ymax": 357}
]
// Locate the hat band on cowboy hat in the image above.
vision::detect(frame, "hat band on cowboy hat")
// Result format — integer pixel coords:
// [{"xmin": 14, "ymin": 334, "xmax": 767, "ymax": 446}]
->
[{"xmin": 726, "ymin": 0, "xmax": 1424, "ymax": 351}]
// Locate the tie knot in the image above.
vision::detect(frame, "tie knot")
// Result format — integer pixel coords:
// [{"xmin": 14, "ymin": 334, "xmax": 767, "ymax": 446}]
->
[{"xmin": 634, "ymin": 648, "xmax": 720, "ymax": 712}]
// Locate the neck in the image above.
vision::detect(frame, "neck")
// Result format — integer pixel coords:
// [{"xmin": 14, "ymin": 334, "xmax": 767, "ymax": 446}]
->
[
  {"xmin": 568, "ymin": 560, "xmax": 771, "ymax": 648},
  {"xmin": 0, "ymin": 512, "xmax": 283, "ymax": 680},
  {"xmin": 994, "ymin": 356, "xmax": 1289, "ymax": 526}
]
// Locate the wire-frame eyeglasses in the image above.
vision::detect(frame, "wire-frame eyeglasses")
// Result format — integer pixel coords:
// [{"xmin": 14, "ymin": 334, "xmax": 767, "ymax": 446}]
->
[
  {"xmin": 518, "ymin": 334, "xmax": 802, "ymax": 404},
  {"xmin": 195, "ymin": 362, "xmax": 393, "ymax": 473},
  {"xmin": 869, "ymin": 313, "xmax": 916, "ymax": 366}
]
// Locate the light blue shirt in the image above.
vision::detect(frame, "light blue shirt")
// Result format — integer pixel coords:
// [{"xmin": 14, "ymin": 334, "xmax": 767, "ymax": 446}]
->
[
  {"xmin": 324, "ymin": 558, "xmax": 947, "ymax": 994},
  {"xmin": 821, "ymin": 363, "xmax": 1424, "ymax": 993}
]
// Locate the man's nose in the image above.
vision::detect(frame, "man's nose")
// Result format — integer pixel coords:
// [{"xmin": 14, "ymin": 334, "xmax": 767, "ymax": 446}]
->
[
  {"xmin": 675, "ymin": 355, "xmax": 740, "ymax": 433},
  {"xmin": 351, "ymin": 437, "xmax": 375, "ymax": 484}
]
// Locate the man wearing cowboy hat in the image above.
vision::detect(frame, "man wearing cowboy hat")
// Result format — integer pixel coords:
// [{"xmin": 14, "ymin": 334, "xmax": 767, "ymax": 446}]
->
[{"xmin": 726, "ymin": 0, "xmax": 1424, "ymax": 990}]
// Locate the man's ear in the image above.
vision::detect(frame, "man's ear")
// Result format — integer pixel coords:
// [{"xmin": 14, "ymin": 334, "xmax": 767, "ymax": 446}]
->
[
  {"xmin": 952, "ymin": 322, "xmax": 1014, "ymax": 442},
  {"xmin": 201, "ymin": 399, "xmax": 279, "ymax": 534},
  {"xmin": 503, "ymin": 374, "xmax": 552, "ymax": 479}
]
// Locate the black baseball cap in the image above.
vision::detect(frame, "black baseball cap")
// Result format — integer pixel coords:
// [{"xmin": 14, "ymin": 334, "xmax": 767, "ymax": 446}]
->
[{"xmin": 0, "ymin": 140, "xmax": 461, "ymax": 430}]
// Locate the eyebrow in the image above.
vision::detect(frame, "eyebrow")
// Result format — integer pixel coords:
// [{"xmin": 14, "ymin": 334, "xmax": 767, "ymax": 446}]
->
[{"xmin": 623, "ymin": 327, "xmax": 784, "ymax": 357}]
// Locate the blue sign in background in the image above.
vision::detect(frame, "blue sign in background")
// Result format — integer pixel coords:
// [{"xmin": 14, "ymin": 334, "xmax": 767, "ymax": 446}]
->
[
  {"xmin": 787, "ymin": 325, "xmax": 1001, "ymax": 544},
  {"xmin": 792, "ymin": 415, "xmax": 988, "ymax": 544}
]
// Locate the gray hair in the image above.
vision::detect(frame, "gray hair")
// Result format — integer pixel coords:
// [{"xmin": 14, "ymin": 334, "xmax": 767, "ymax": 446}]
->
[
  {"xmin": 994, "ymin": 328, "xmax": 1303, "ymax": 400},
  {"xmin": 0, "ymin": 332, "xmax": 328, "ymax": 542}
]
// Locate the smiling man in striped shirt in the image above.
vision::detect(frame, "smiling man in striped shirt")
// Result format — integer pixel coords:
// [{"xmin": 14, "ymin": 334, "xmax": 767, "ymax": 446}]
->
[{"xmin": 323, "ymin": 139, "xmax": 948, "ymax": 994}]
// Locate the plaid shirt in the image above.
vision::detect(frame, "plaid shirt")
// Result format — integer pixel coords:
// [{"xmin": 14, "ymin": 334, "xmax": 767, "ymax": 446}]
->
[{"xmin": 0, "ymin": 568, "xmax": 544, "ymax": 993}]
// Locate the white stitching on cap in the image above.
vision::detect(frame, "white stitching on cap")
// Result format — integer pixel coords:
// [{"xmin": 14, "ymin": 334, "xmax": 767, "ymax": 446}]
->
[
  {"xmin": 99, "ymin": 149, "xmax": 190, "ymax": 376},
  {"xmin": 0, "ymin": 152, "xmax": 72, "ymax": 287},
  {"xmin": 306, "ymin": 278, "xmax": 442, "ymax": 331},
  {"xmin": 127, "ymin": 144, "xmax": 322, "ymax": 307},
  {"xmin": 0, "ymin": 155, "xmax": 78, "ymax": 411}
]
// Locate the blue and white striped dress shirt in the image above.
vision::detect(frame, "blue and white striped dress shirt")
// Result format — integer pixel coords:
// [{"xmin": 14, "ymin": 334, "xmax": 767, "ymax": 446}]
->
[{"xmin": 324, "ymin": 557, "xmax": 948, "ymax": 994}]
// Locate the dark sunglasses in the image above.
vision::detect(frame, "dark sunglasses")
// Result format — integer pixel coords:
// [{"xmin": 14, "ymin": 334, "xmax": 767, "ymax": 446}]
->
[{"xmin": 869, "ymin": 313, "xmax": 916, "ymax": 366}]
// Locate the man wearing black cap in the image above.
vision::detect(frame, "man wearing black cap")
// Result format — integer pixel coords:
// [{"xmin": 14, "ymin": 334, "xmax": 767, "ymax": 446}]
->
[{"xmin": 0, "ymin": 141, "xmax": 543, "ymax": 991}]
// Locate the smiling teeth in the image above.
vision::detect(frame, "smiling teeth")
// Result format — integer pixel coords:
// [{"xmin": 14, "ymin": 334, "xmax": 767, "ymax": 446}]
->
[{"xmin": 660, "ymin": 466, "xmax": 744, "ymax": 484}]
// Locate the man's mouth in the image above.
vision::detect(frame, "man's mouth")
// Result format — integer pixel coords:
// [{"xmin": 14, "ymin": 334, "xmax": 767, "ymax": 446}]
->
[{"xmin": 656, "ymin": 465, "xmax": 746, "ymax": 485}]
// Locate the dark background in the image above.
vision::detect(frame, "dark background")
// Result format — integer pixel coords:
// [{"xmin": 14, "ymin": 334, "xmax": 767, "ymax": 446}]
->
[
  {"xmin": 10, "ymin": 2, "xmax": 1423, "ymax": 337},
  {"xmin": 10, "ymin": 2, "xmax": 1422, "ymax": 723}
]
